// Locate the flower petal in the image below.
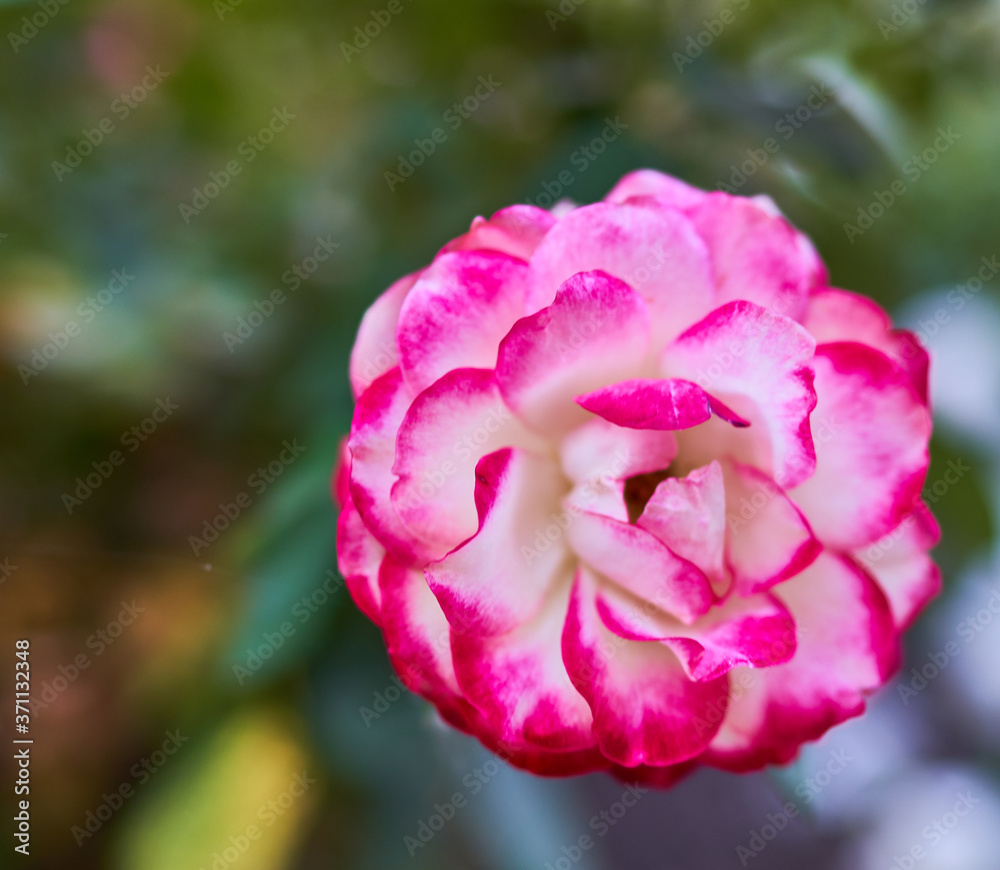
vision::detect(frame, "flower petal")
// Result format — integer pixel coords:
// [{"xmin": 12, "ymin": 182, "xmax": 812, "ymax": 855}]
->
[
  {"xmin": 559, "ymin": 417, "xmax": 678, "ymax": 485},
  {"xmin": 576, "ymin": 378, "xmax": 750, "ymax": 431},
  {"xmin": 391, "ymin": 368, "xmax": 547, "ymax": 559},
  {"xmin": 425, "ymin": 448, "xmax": 569, "ymax": 637},
  {"xmin": 562, "ymin": 568, "xmax": 729, "ymax": 767},
  {"xmin": 441, "ymin": 205, "xmax": 557, "ymax": 260},
  {"xmin": 663, "ymin": 300, "xmax": 817, "ymax": 488},
  {"xmin": 336, "ymin": 494, "xmax": 385, "ymax": 626},
  {"xmin": 526, "ymin": 201, "xmax": 715, "ymax": 344},
  {"xmin": 496, "ymin": 270, "xmax": 652, "ymax": 436},
  {"xmin": 595, "ymin": 583, "xmax": 797, "ymax": 681},
  {"xmin": 723, "ymin": 460, "xmax": 821, "ymax": 595},
  {"xmin": 688, "ymin": 193, "xmax": 826, "ymax": 320},
  {"xmin": 378, "ymin": 555, "xmax": 462, "ymax": 703},
  {"xmin": 636, "ymin": 461, "xmax": 726, "ymax": 584},
  {"xmin": 803, "ymin": 287, "xmax": 930, "ymax": 404},
  {"xmin": 451, "ymin": 576, "xmax": 596, "ymax": 751},
  {"xmin": 396, "ymin": 250, "xmax": 529, "ymax": 394},
  {"xmin": 347, "ymin": 367, "xmax": 433, "ymax": 564},
  {"xmin": 855, "ymin": 501, "xmax": 941, "ymax": 630},
  {"xmin": 604, "ymin": 169, "xmax": 707, "ymax": 209},
  {"xmin": 706, "ymin": 551, "xmax": 899, "ymax": 771},
  {"xmin": 789, "ymin": 342, "xmax": 931, "ymax": 550},
  {"xmin": 349, "ymin": 272, "xmax": 419, "ymax": 398},
  {"xmin": 565, "ymin": 510, "xmax": 713, "ymax": 624}
]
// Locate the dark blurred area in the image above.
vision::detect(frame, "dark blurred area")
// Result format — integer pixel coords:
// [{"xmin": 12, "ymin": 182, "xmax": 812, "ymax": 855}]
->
[{"xmin": 2, "ymin": 0, "xmax": 999, "ymax": 867}]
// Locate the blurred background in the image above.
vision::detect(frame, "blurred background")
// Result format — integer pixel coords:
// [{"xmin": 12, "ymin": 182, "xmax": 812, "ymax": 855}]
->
[{"xmin": 2, "ymin": 0, "xmax": 999, "ymax": 867}]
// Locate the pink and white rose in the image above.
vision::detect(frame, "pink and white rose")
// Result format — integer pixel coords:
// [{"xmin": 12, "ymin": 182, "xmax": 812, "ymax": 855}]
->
[{"xmin": 335, "ymin": 169, "xmax": 937, "ymax": 782}]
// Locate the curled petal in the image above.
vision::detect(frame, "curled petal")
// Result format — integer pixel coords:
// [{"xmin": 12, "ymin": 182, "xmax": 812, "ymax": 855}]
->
[
  {"xmin": 636, "ymin": 461, "xmax": 726, "ymax": 585},
  {"xmin": 707, "ymin": 551, "xmax": 899, "ymax": 771},
  {"xmin": 595, "ymin": 583, "xmax": 797, "ymax": 681},
  {"xmin": 663, "ymin": 300, "xmax": 817, "ymax": 488},
  {"xmin": 576, "ymin": 378, "xmax": 750, "ymax": 431},
  {"xmin": 854, "ymin": 501, "xmax": 941, "ymax": 630},
  {"xmin": 451, "ymin": 576, "xmax": 596, "ymax": 751},
  {"xmin": 425, "ymin": 448, "xmax": 569, "ymax": 637},
  {"xmin": 566, "ymin": 510, "xmax": 713, "ymax": 624},
  {"xmin": 440, "ymin": 204, "xmax": 557, "ymax": 260},
  {"xmin": 723, "ymin": 461, "xmax": 821, "ymax": 596},
  {"xmin": 527, "ymin": 201, "xmax": 716, "ymax": 344},
  {"xmin": 562, "ymin": 568, "xmax": 729, "ymax": 767},
  {"xmin": 349, "ymin": 272, "xmax": 418, "ymax": 399},
  {"xmin": 789, "ymin": 343, "xmax": 931, "ymax": 551},
  {"xmin": 397, "ymin": 250, "xmax": 529, "ymax": 394},
  {"xmin": 336, "ymin": 494, "xmax": 385, "ymax": 625},
  {"xmin": 391, "ymin": 368, "xmax": 547, "ymax": 559},
  {"xmin": 497, "ymin": 270, "xmax": 652, "ymax": 436}
]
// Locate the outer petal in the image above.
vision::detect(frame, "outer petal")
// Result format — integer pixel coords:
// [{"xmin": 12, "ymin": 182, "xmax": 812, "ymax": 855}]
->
[
  {"xmin": 425, "ymin": 448, "xmax": 569, "ymax": 637},
  {"xmin": 789, "ymin": 343, "xmax": 931, "ymax": 551},
  {"xmin": 496, "ymin": 270, "xmax": 652, "ymax": 436},
  {"xmin": 565, "ymin": 510, "xmax": 712, "ymax": 624},
  {"xmin": 440, "ymin": 205, "xmax": 557, "ymax": 260},
  {"xmin": 706, "ymin": 551, "xmax": 899, "ymax": 771},
  {"xmin": 451, "ymin": 577, "xmax": 596, "ymax": 751},
  {"xmin": 562, "ymin": 568, "xmax": 729, "ymax": 767},
  {"xmin": 559, "ymin": 417, "xmax": 677, "ymax": 484},
  {"xmin": 723, "ymin": 461, "xmax": 821, "ymax": 596},
  {"xmin": 856, "ymin": 501, "xmax": 941, "ymax": 630},
  {"xmin": 391, "ymin": 368, "xmax": 547, "ymax": 558},
  {"xmin": 688, "ymin": 193, "xmax": 826, "ymax": 320},
  {"xmin": 663, "ymin": 300, "xmax": 817, "ymax": 488},
  {"xmin": 604, "ymin": 169, "xmax": 707, "ymax": 210},
  {"xmin": 594, "ymin": 584, "xmax": 797, "ymax": 682},
  {"xmin": 349, "ymin": 272, "xmax": 419, "ymax": 398},
  {"xmin": 636, "ymin": 461, "xmax": 726, "ymax": 584},
  {"xmin": 336, "ymin": 494, "xmax": 385, "ymax": 625},
  {"xmin": 396, "ymin": 250, "xmax": 529, "ymax": 394},
  {"xmin": 803, "ymin": 287, "xmax": 929, "ymax": 404},
  {"xmin": 526, "ymin": 201, "xmax": 716, "ymax": 345},
  {"xmin": 378, "ymin": 556, "xmax": 462, "ymax": 703},
  {"xmin": 347, "ymin": 368, "xmax": 433, "ymax": 564},
  {"xmin": 576, "ymin": 378, "xmax": 750, "ymax": 430}
]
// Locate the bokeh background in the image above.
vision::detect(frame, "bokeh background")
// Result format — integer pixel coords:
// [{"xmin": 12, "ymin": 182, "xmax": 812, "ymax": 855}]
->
[{"xmin": 2, "ymin": 0, "xmax": 1000, "ymax": 867}]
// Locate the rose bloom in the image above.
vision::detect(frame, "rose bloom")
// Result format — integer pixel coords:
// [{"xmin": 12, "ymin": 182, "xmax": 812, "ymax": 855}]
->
[{"xmin": 334, "ymin": 169, "xmax": 937, "ymax": 784}]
